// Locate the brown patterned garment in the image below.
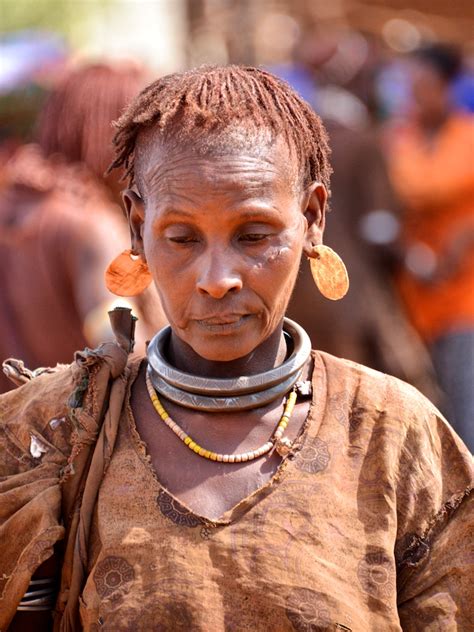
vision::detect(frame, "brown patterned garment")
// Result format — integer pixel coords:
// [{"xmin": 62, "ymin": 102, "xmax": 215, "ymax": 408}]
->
[{"xmin": 0, "ymin": 341, "xmax": 472, "ymax": 631}]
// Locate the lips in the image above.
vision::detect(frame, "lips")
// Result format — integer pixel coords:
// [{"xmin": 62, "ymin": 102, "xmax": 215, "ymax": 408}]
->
[
  {"xmin": 197, "ymin": 314, "xmax": 246, "ymax": 325},
  {"xmin": 194, "ymin": 313, "xmax": 251, "ymax": 333}
]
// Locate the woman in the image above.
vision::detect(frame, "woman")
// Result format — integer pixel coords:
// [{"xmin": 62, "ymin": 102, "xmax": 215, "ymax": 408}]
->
[
  {"xmin": 387, "ymin": 44, "xmax": 474, "ymax": 450},
  {"xmin": 1, "ymin": 66, "xmax": 472, "ymax": 632},
  {"xmin": 0, "ymin": 63, "xmax": 165, "ymax": 393}
]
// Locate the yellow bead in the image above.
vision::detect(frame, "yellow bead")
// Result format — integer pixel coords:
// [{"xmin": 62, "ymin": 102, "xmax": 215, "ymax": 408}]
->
[{"xmin": 146, "ymin": 371, "xmax": 299, "ymax": 466}]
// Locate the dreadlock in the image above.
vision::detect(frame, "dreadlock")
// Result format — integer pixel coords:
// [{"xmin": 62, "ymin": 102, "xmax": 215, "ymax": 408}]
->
[
  {"xmin": 108, "ymin": 65, "xmax": 332, "ymax": 194},
  {"xmin": 38, "ymin": 63, "xmax": 148, "ymax": 179}
]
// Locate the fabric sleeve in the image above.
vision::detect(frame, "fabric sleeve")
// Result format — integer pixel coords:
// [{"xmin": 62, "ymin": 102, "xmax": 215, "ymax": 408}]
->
[
  {"xmin": 0, "ymin": 366, "xmax": 77, "ymax": 628},
  {"xmin": 387, "ymin": 379, "xmax": 474, "ymax": 630},
  {"xmin": 398, "ymin": 492, "xmax": 473, "ymax": 630},
  {"xmin": 0, "ymin": 314, "xmax": 132, "ymax": 631}
]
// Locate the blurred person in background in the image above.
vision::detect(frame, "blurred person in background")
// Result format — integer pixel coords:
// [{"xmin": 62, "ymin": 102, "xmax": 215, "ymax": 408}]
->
[
  {"xmin": 285, "ymin": 32, "xmax": 438, "ymax": 399},
  {"xmin": 0, "ymin": 63, "xmax": 166, "ymax": 393},
  {"xmin": 387, "ymin": 43, "xmax": 474, "ymax": 451}
]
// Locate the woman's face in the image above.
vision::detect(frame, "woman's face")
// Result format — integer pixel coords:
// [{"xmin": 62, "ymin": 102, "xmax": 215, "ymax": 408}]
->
[{"xmin": 125, "ymin": 135, "xmax": 325, "ymax": 362}]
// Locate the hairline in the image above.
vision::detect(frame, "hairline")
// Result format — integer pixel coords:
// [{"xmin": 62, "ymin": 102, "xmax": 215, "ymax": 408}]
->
[{"xmin": 133, "ymin": 122, "xmax": 303, "ymax": 200}]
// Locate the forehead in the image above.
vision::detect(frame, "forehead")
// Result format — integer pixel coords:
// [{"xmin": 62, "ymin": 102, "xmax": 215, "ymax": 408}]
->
[{"xmin": 134, "ymin": 127, "xmax": 299, "ymax": 199}]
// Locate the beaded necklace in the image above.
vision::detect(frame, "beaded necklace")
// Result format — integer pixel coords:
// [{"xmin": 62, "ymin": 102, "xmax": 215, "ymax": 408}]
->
[{"xmin": 145, "ymin": 370, "xmax": 298, "ymax": 462}]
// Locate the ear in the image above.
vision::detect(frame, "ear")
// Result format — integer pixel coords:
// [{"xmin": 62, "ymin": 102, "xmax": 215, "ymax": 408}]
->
[
  {"xmin": 301, "ymin": 182, "xmax": 327, "ymax": 258},
  {"xmin": 122, "ymin": 189, "xmax": 146, "ymax": 259}
]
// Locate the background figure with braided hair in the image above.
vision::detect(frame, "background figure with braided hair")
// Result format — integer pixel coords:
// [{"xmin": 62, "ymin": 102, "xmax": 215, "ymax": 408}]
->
[
  {"xmin": 0, "ymin": 62, "xmax": 166, "ymax": 393},
  {"xmin": 0, "ymin": 65, "xmax": 472, "ymax": 632}
]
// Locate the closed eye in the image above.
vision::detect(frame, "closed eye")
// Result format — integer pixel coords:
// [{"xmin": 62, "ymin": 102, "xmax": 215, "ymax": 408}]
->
[
  {"xmin": 168, "ymin": 236, "xmax": 199, "ymax": 244},
  {"xmin": 239, "ymin": 233, "xmax": 270, "ymax": 242}
]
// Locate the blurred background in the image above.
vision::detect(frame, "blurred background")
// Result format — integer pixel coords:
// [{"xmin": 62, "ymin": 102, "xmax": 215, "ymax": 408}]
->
[
  {"xmin": 0, "ymin": 0, "xmax": 473, "ymax": 449},
  {"xmin": 1, "ymin": 0, "xmax": 473, "ymax": 144}
]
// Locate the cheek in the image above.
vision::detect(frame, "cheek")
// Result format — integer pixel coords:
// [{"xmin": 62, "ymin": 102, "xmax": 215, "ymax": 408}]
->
[
  {"xmin": 143, "ymin": 238, "xmax": 193, "ymax": 320},
  {"xmin": 253, "ymin": 236, "xmax": 302, "ymax": 297},
  {"xmin": 264, "ymin": 227, "xmax": 302, "ymax": 274}
]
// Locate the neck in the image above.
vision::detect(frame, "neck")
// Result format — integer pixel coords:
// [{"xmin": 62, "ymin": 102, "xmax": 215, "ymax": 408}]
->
[{"xmin": 167, "ymin": 322, "xmax": 288, "ymax": 379}]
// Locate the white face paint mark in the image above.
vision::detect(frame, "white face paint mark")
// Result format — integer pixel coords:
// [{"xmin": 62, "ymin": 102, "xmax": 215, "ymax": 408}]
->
[
  {"xmin": 30, "ymin": 434, "xmax": 48, "ymax": 459},
  {"xmin": 266, "ymin": 246, "xmax": 291, "ymax": 263}
]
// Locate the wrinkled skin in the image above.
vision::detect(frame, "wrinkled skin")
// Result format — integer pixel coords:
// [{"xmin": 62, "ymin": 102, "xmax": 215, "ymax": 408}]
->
[{"xmin": 124, "ymin": 135, "xmax": 326, "ymax": 376}]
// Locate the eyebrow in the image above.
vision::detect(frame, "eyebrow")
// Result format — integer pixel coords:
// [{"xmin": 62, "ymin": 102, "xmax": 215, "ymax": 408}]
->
[{"xmin": 158, "ymin": 205, "xmax": 281, "ymax": 221}]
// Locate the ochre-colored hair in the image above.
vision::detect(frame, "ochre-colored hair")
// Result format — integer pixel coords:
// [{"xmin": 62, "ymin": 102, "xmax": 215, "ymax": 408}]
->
[
  {"xmin": 38, "ymin": 63, "xmax": 148, "ymax": 179},
  {"xmin": 108, "ymin": 65, "xmax": 332, "ymax": 193}
]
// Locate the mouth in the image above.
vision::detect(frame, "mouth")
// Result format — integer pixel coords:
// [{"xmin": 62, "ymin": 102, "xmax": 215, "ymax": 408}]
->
[{"xmin": 195, "ymin": 314, "xmax": 251, "ymax": 333}]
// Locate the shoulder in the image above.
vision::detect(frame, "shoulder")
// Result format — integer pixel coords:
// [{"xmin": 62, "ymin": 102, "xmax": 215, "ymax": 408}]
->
[
  {"xmin": 313, "ymin": 351, "xmax": 472, "ymax": 574},
  {"xmin": 313, "ymin": 349, "xmax": 472, "ymax": 532},
  {"xmin": 0, "ymin": 362, "xmax": 77, "ymax": 426},
  {"xmin": 0, "ymin": 342, "xmax": 133, "ymax": 477},
  {"xmin": 313, "ymin": 349, "xmax": 472, "ymax": 473},
  {"xmin": 0, "ymin": 363, "xmax": 79, "ymax": 476},
  {"xmin": 314, "ymin": 349, "xmax": 431, "ymax": 418}
]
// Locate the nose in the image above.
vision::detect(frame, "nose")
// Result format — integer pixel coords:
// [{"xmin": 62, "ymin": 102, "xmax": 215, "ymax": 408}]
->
[{"xmin": 196, "ymin": 249, "xmax": 243, "ymax": 299}]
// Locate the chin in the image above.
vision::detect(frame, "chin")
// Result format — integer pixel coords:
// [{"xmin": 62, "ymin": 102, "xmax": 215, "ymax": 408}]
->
[{"xmin": 191, "ymin": 337, "xmax": 256, "ymax": 363}]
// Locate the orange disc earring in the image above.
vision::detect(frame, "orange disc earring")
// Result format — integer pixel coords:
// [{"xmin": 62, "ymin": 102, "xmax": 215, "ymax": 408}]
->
[
  {"xmin": 105, "ymin": 249, "xmax": 152, "ymax": 297},
  {"xmin": 308, "ymin": 245, "xmax": 349, "ymax": 300}
]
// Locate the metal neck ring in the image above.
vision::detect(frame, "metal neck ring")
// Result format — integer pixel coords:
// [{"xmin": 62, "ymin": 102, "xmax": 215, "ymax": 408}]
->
[
  {"xmin": 146, "ymin": 366, "xmax": 303, "ymax": 412},
  {"xmin": 146, "ymin": 317, "xmax": 311, "ymax": 398}
]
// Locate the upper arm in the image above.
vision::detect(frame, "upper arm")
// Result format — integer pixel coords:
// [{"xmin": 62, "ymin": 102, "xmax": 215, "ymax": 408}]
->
[
  {"xmin": 397, "ymin": 492, "xmax": 473, "ymax": 631},
  {"xmin": 0, "ymin": 373, "xmax": 72, "ymax": 629},
  {"xmin": 385, "ymin": 378, "xmax": 474, "ymax": 630}
]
